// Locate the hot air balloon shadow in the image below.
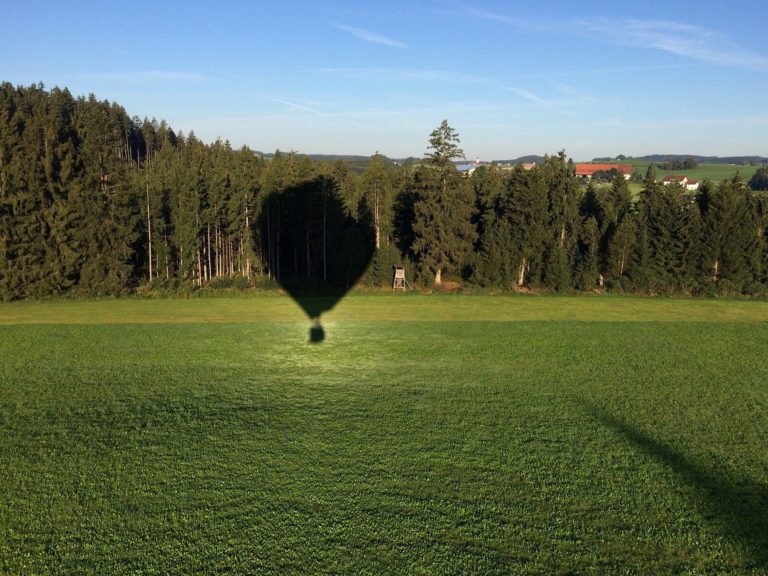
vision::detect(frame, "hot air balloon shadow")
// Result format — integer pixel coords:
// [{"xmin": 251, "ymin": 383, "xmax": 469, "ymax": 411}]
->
[{"xmin": 259, "ymin": 174, "xmax": 375, "ymax": 343}]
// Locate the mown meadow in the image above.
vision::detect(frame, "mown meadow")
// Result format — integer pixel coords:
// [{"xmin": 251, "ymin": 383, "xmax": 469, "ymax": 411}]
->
[
  {"xmin": 626, "ymin": 161, "xmax": 761, "ymax": 184},
  {"xmin": 1, "ymin": 295, "xmax": 767, "ymax": 574}
]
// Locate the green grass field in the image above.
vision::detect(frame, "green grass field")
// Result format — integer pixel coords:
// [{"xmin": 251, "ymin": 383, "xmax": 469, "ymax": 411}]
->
[
  {"xmin": 594, "ymin": 161, "xmax": 760, "ymax": 200},
  {"xmin": 1, "ymin": 295, "xmax": 767, "ymax": 574},
  {"xmin": 625, "ymin": 161, "xmax": 760, "ymax": 184}
]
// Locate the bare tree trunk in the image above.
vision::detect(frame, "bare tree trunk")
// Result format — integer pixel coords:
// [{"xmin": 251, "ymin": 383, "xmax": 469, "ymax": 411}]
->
[
  {"xmin": 197, "ymin": 249, "xmax": 203, "ymax": 287},
  {"xmin": 207, "ymin": 223, "xmax": 212, "ymax": 281},
  {"xmin": 146, "ymin": 182, "xmax": 153, "ymax": 281},
  {"xmin": 518, "ymin": 257, "xmax": 527, "ymax": 286},
  {"xmin": 165, "ymin": 235, "xmax": 170, "ymax": 280},
  {"xmin": 244, "ymin": 203, "xmax": 251, "ymax": 277},
  {"xmin": 239, "ymin": 235, "xmax": 244, "ymax": 277},
  {"xmin": 229, "ymin": 239, "xmax": 234, "ymax": 276},
  {"xmin": 214, "ymin": 227, "xmax": 219, "ymax": 278}
]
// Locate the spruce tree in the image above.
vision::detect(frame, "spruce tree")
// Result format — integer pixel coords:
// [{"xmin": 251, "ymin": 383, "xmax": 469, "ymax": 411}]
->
[
  {"xmin": 411, "ymin": 120, "xmax": 475, "ymax": 285},
  {"xmin": 542, "ymin": 152, "xmax": 579, "ymax": 291},
  {"xmin": 505, "ymin": 167, "xmax": 549, "ymax": 287},
  {"xmin": 699, "ymin": 177, "xmax": 752, "ymax": 291}
]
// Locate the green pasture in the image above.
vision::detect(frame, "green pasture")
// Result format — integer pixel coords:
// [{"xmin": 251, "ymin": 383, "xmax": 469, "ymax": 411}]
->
[
  {"xmin": 1, "ymin": 295, "xmax": 767, "ymax": 574},
  {"xmin": 626, "ymin": 161, "xmax": 760, "ymax": 184}
]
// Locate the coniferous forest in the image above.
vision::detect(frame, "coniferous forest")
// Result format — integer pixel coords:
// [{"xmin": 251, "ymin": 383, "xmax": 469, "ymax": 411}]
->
[{"xmin": 2, "ymin": 82, "xmax": 768, "ymax": 300}]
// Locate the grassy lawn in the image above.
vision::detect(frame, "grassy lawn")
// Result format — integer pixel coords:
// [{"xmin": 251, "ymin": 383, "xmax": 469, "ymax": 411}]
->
[{"xmin": 1, "ymin": 295, "xmax": 767, "ymax": 574}]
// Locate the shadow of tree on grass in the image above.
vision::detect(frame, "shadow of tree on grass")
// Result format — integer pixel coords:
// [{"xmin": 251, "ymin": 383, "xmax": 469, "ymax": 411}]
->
[{"xmin": 586, "ymin": 405, "xmax": 768, "ymax": 569}]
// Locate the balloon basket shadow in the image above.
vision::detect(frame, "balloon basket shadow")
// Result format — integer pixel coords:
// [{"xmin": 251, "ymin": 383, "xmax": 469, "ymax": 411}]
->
[{"xmin": 309, "ymin": 319, "xmax": 325, "ymax": 343}]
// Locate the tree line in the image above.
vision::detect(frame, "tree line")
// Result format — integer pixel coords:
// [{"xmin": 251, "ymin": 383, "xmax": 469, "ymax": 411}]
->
[{"xmin": 1, "ymin": 83, "xmax": 768, "ymax": 300}]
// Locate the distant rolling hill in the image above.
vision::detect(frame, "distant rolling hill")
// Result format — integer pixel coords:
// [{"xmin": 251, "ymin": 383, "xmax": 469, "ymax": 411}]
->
[{"xmin": 593, "ymin": 155, "xmax": 766, "ymax": 165}]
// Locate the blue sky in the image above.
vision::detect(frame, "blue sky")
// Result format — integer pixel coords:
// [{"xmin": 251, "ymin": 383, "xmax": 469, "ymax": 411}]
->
[{"xmin": 2, "ymin": 0, "xmax": 766, "ymax": 160}]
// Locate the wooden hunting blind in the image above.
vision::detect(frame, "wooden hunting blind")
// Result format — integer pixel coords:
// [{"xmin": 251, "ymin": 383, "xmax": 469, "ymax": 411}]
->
[{"xmin": 392, "ymin": 265, "xmax": 411, "ymax": 291}]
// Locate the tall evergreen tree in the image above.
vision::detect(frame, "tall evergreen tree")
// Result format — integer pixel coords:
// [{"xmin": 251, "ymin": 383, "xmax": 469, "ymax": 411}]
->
[
  {"xmin": 506, "ymin": 167, "xmax": 549, "ymax": 287},
  {"xmin": 411, "ymin": 120, "xmax": 475, "ymax": 285},
  {"xmin": 542, "ymin": 152, "xmax": 579, "ymax": 291},
  {"xmin": 698, "ymin": 177, "xmax": 752, "ymax": 290}
]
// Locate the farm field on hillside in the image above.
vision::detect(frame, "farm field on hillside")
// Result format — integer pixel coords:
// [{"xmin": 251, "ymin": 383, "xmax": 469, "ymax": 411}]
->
[
  {"xmin": 1, "ymin": 296, "xmax": 767, "ymax": 574},
  {"xmin": 626, "ymin": 161, "xmax": 760, "ymax": 184}
]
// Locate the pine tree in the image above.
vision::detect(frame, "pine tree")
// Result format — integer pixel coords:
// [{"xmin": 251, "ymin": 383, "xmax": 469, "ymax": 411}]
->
[
  {"xmin": 473, "ymin": 165, "xmax": 513, "ymax": 287},
  {"xmin": 576, "ymin": 216, "xmax": 600, "ymax": 289},
  {"xmin": 699, "ymin": 177, "xmax": 752, "ymax": 291},
  {"xmin": 645, "ymin": 163, "xmax": 657, "ymax": 185},
  {"xmin": 412, "ymin": 120, "xmax": 475, "ymax": 285},
  {"xmin": 360, "ymin": 152, "xmax": 393, "ymax": 250},
  {"xmin": 505, "ymin": 167, "xmax": 549, "ymax": 287},
  {"xmin": 541, "ymin": 152, "xmax": 579, "ymax": 291}
]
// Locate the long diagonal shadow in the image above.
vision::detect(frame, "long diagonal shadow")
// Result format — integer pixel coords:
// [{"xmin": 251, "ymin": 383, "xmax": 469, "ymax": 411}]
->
[{"xmin": 585, "ymin": 404, "xmax": 768, "ymax": 568}]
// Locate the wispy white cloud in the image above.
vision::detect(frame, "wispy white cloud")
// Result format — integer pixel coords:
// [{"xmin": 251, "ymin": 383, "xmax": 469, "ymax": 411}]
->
[
  {"xmin": 577, "ymin": 17, "xmax": 768, "ymax": 71},
  {"xmin": 552, "ymin": 83, "xmax": 596, "ymax": 104},
  {"xmin": 333, "ymin": 24, "xmax": 407, "ymax": 49},
  {"xmin": 460, "ymin": 8, "xmax": 536, "ymax": 29},
  {"xmin": 461, "ymin": 6, "xmax": 768, "ymax": 72},
  {"xmin": 314, "ymin": 67, "xmax": 481, "ymax": 84},
  {"xmin": 314, "ymin": 67, "xmax": 552, "ymax": 106},
  {"xmin": 261, "ymin": 96, "xmax": 323, "ymax": 115},
  {"xmin": 501, "ymin": 86, "xmax": 547, "ymax": 105}
]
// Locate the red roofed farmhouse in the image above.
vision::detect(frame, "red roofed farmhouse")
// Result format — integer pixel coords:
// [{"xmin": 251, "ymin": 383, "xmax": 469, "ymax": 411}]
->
[{"xmin": 575, "ymin": 163, "xmax": 633, "ymax": 180}]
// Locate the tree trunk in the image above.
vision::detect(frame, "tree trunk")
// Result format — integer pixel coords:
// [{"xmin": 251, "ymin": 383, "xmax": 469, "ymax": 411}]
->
[
  {"xmin": 229, "ymin": 239, "xmax": 234, "ymax": 276},
  {"xmin": 216, "ymin": 227, "xmax": 221, "ymax": 278},
  {"xmin": 518, "ymin": 257, "xmax": 527, "ymax": 286},
  {"xmin": 164, "ymin": 235, "xmax": 170, "ymax": 280},
  {"xmin": 197, "ymin": 249, "xmax": 203, "ymax": 287},
  {"xmin": 206, "ymin": 223, "xmax": 212, "ymax": 281},
  {"xmin": 244, "ymin": 203, "xmax": 250, "ymax": 277},
  {"xmin": 145, "ymin": 182, "xmax": 153, "ymax": 281}
]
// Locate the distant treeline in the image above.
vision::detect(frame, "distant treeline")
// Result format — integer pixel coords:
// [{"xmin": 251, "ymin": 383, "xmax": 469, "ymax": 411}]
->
[
  {"xmin": 2, "ymin": 83, "xmax": 768, "ymax": 299},
  {"xmin": 593, "ymin": 154, "xmax": 767, "ymax": 166}
]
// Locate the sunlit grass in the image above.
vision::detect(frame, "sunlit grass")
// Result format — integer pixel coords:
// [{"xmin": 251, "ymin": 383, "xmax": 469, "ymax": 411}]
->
[
  {"xmin": 2, "ymin": 293, "xmax": 768, "ymax": 324},
  {"xmin": 1, "ymin": 296, "xmax": 766, "ymax": 574}
]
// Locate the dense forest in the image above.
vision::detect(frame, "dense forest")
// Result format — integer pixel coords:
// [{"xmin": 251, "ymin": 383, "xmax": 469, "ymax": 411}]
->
[{"xmin": 2, "ymin": 82, "xmax": 768, "ymax": 300}]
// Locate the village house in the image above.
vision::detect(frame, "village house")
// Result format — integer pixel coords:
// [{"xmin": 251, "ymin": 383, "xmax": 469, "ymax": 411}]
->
[{"xmin": 662, "ymin": 175, "xmax": 700, "ymax": 191}]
